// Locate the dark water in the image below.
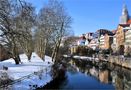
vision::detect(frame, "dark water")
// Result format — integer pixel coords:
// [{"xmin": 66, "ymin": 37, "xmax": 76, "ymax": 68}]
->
[{"xmin": 43, "ymin": 59, "xmax": 131, "ymax": 90}]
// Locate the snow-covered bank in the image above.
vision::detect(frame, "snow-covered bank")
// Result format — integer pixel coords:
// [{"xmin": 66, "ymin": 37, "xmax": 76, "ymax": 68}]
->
[
  {"xmin": 0, "ymin": 52, "xmax": 54, "ymax": 89},
  {"xmin": 73, "ymin": 55, "xmax": 99, "ymax": 61}
]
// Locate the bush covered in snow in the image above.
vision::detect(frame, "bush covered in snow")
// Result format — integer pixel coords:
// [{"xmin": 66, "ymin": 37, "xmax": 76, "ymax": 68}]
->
[{"xmin": 0, "ymin": 70, "xmax": 13, "ymax": 86}]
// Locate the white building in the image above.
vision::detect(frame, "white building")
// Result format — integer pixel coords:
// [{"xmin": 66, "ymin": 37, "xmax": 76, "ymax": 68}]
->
[
  {"xmin": 85, "ymin": 33, "xmax": 94, "ymax": 40},
  {"xmin": 88, "ymin": 39, "xmax": 99, "ymax": 50},
  {"xmin": 99, "ymin": 35, "xmax": 105, "ymax": 49},
  {"xmin": 85, "ymin": 40, "xmax": 89, "ymax": 46},
  {"xmin": 125, "ymin": 25, "xmax": 131, "ymax": 48},
  {"xmin": 111, "ymin": 34, "xmax": 117, "ymax": 52},
  {"xmin": 77, "ymin": 39, "xmax": 86, "ymax": 46}
]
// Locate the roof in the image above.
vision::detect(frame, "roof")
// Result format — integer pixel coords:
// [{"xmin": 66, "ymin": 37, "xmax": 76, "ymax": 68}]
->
[
  {"xmin": 112, "ymin": 30, "xmax": 117, "ymax": 34},
  {"xmin": 119, "ymin": 24, "xmax": 130, "ymax": 27},
  {"xmin": 127, "ymin": 19, "xmax": 131, "ymax": 24}
]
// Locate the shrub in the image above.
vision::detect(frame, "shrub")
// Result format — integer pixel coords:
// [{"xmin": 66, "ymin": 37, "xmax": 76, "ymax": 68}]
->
[{"xmin": 0, "ymin": 70, "xmax": 13, "ymax": 86}]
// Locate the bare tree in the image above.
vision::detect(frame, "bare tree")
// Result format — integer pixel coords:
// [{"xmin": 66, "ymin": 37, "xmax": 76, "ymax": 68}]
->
[
  {"xmin": 0, "ymin": 0, "xmax": 20, "ymax": 64},
  {"xmin": 48, "ymin": 0, "xmax": 72, "ymax": 62},
  {"xmin": 35, "ymin": 4, "xmax": 56, "ymax": 60},
  {"xmin": 35, "ymin": 0, "xmax": 72, "ymax": 62},
  {"xmin": 16, "ymin": 3, "xmax": 36, "ymax": 61},
  {"xmin": 0, "ymin": 0, "xmax": 36, "ymax": 64}
]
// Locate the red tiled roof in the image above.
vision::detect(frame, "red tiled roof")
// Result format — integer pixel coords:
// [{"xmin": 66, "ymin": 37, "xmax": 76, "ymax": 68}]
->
[
  {"xmin": 112, "ymin": 30, "xmax": 117, "ymax": 34},
  {"xmin": 127, "ymin": 19, "xmax": 131, "ymax": 24}
]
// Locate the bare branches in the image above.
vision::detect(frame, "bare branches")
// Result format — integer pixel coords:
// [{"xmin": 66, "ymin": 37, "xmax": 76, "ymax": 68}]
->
[
  {"xmin": 34, "ymin": 0, "xmax": 72, "ymax": 61},
  {"xmin": 0, "ymin": 0, "xmax": 36, "ymax": 64},
  {"xmin": 0, "ymin": 0, "xmax": 73, "ymax": 63}
]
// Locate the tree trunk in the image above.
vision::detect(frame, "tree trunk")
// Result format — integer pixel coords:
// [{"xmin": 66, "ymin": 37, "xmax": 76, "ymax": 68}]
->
[
  {"xmin": 27, "ymin": 52, "xmax": 32, "ymax": 61},
  {"xmin": 51, "ymin": 43, "xmax": 57, "ymax": 61},
  {"xmin": 54, "ymin": 39, "xmax": 61, "ymax": 62},
  {"xmin": 13, "ymin": 55, "xmax": 20, "ymax": 64},
  {"xmin": 52, "ymin": 38, "xmax": 62, "ymax": 62},
  {"xmin": 42, "ymin": 38, "xmax": 47, "ymax": 60},
  {"xmin": 12, "ymin": 40, "xmax": 20, "ymax": 64}
]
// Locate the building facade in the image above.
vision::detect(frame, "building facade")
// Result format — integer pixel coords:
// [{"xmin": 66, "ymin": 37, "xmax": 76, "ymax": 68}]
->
[
  {"xmin": 99, "ymin": 35, "xmax": 105, "ymax": 49},
  {"xmin": 96, "ymin": 29, "xmax": 113, "ymax": 38},
  {"xmin": 125, "ymin": 25, "xmax": 131, "ymax": 51},
  {"xmin": 104, "ymin": 34, "xmax": 113, "ymax": 49},
  {"xmin": 85, "ymin": 32, "xmax": 94, "ymax": 42},
  {"xmin": 111, "ymin": 34, "xmax": 117, "ymax": 53},
  {"xmin": 88, "ymin": 38, "xmax": 99, "ymax": 50},
  {"xmin": 116, "ymin": 24, "xmax": 131, "ymax": 46}
]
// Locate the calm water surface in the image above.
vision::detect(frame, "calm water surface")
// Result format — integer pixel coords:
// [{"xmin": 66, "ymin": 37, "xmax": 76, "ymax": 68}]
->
[{"xmin": 45, "ymin": 58, "xmax": 131, "ymax": 90}]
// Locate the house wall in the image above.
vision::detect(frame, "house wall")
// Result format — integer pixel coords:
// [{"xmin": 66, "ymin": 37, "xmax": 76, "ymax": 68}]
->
[
  {"xmin": 99, "ymin": 35, "xmax": 105, "ymax": 49},
  {"xmin": 104, "ymin": 34, "xmax": 109, "ymax": 49},
  {"xmin": 124, "ymin": 27, "xmax": 131, "ymax": 53},
  {"xmin": 125, "ymin": 29, "xmax": 131, "ymax": 47},
  {"xmin": 116, "ymin": 25, "xmax": 125, "ymax": 48}
]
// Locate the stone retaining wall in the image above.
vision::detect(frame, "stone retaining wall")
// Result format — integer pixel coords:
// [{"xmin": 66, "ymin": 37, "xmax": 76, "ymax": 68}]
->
[{"xmin": 108, "ymin": 56, "xmax": 131, "ymax": 69}]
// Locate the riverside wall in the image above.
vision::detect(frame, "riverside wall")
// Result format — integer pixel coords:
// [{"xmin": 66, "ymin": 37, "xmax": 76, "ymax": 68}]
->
[{"xmin": 108, "ymin": 56, "xmax": 131, "ymax": 69}]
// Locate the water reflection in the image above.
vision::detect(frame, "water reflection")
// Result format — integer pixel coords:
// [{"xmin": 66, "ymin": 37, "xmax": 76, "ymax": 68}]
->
[
  {"xmin": 99, "ymin": 70, "xmax": 110, "ymax": 84},
  {"xmin": 67, "ymin": 59, "xmax": 131, "ymax": 90}
]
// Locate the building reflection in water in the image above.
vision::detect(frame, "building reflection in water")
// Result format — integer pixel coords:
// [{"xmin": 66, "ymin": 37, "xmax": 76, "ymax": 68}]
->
[
  {"xmin": 111, "ymin": 67, "xmax": 131, "ymax": 90},
  {"xmin": 68, "ymin": 59, "xmax": 131, "ymax": 90},
  {"xmin": 90, "ymin": 67, "xmax": 99, "ymax": 78},
  {"xmin": 99, "ymin": 70, "xmax": 109, "ymax": 84}
]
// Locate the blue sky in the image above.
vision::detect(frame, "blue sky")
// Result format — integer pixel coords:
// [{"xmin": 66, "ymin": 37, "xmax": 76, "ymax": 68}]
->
[{"xmin": 27, "ymin": 0, "xmax": 131, "ymax": 36}]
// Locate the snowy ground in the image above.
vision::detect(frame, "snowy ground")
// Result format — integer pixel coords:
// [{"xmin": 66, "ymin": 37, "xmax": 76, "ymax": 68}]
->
[
  {"xmin": 0, "ymin": 52, "xmax": 54, "ymax": 90},
  {"xmin": 73, "ymin": 55, "xmax": 93, "ymax": 60}
]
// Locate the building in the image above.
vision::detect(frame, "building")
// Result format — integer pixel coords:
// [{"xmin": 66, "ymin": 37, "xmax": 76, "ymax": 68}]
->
[
  {"xmin": 96, "ymin": 29, "xmax": 113, "ymax": 38},
  {"xmin": 104, "ymin": 34, "xmax": 113, "ymax": 49},
  {"xmin": 120, "ymin": 4, "xmax": 130, "ymax": 24},
  {"xmin": 99, "ymin": 35, "xmax": 105, "ymax": 49},
  {"xmin": 88, "ymin": 38, "xmax": 99, "ymax": 50},
  {"xmin": 77, "ymin": 34, "xmax": 86, "ymax": 46},
  {"xmin": 116, "ymin": 4, "xmax": 131, "ymax": 54},
  {"xmin": 116, "ymin": 24, "xmax": 129, "ymax": 48},
  {"xmin": 99, "ymin": 32, "xmax": 113, "ymax": 50},
  {"xmin": 85, "ymin": 32, "xmax": 94, "ymax": 42},
  {"xmin": 111, "ymin": 30, "xmax": 117, "ymax": 53},
  {"xmin": 124, "ymin": 25, "xmax": 131, "ymax": 53}
]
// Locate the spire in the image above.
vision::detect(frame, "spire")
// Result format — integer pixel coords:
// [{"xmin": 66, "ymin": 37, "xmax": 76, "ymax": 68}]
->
[
  {"xmin": 122, "ymin": 4, "xmax": 128, "ymax": 16},
  {"xmin": 119, "ymin": 3, "xmax": 129, "ymax": 24}
]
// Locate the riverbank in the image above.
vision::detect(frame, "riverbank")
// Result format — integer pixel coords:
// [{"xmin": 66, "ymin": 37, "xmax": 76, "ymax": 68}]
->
[
  {"xmin": 39, "ymin": 58, "xmax": 131, "ymax": 90},
  {"xmin": 108, "ymin": 55, "xmax": 131, "ymax": 69},
  {"xmin": 0, "ymin": 52, "xmax": 54, "ymax": 89},
  {"xmin": 63, "ymin": 55, "xmax": 131, "ymax": 69}
]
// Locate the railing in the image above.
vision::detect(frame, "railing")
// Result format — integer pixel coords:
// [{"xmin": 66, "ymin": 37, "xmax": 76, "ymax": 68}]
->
[{"xmin": 0, "ymin": 66, "xmax": 51, "ymax": 89}]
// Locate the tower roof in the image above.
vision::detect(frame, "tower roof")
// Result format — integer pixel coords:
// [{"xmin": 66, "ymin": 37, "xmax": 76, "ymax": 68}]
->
[
  {"xmin": 120, "ymin": 3, "xmax": 130, "ymax": 24},
  {"xmin": 122, "ymin": 4, "xmax": 128, "ymax": 15}
]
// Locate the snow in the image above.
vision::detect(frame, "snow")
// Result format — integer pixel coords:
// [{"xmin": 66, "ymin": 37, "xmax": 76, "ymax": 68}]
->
[
  {"xmin": 63, "ymin": 55, "xmax": 71, "ymax": 58},
  {"xmin": 0, "ymin": 52, "xmax": 54, "ymax": 90},
  {"xmin": 73, "ymin": 55, "xmax": 99, "ymax": 61},
  {"xmin": 73, "ymin": 55, "xmax": 81, "ymax": 59}
]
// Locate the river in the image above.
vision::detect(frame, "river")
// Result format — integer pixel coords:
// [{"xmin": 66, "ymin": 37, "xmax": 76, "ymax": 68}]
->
[{"xmin": 41, "ymin": 58, "xmax": 131, "ymax": 90}]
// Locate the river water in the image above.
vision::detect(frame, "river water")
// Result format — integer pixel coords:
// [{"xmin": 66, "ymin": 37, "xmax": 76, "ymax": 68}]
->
[{"xmin": 43, "ymin": 58, "xmax": 131, "ymax": 90}]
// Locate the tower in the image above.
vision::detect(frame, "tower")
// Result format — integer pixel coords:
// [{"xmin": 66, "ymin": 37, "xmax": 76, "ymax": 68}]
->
[{"xmin": 120, "ymin": 4, "xmax": 129, "ymax": 24}]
